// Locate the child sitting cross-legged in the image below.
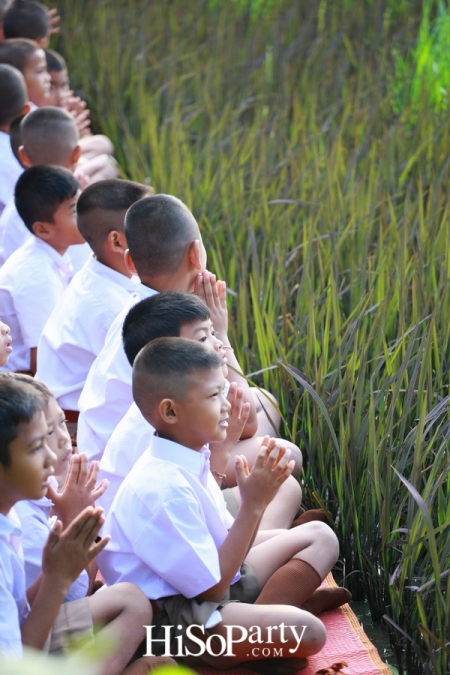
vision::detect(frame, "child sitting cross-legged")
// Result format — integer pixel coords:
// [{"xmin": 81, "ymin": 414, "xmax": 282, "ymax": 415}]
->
[
  {"xmin": 99, "ymin": 338, "xmax": 351, "ymax": 673},
  {"xmin": 0, "ymin": 376, "xmax": 175, "ymax": 673}
]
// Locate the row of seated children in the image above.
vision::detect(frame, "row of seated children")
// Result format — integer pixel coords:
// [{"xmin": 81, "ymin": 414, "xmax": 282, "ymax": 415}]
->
[
  {"xmin": 0, "ymin": 0, "xmax": 118, "ymax": 198},
  {"xmin": 0, "ymin": 313, "xmax": 350, "ymax": 672},
  {"xmin": 0, "ymin": 3, "xmax": 352, "ymax": 670}
]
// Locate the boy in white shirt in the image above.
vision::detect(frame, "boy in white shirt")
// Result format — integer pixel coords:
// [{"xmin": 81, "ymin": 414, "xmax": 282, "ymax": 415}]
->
[
  {"xmin": 0, "ymin": 106, "xmax": 90, "ymax": 268},
  {"xmin": 0, "ymin": 165, "xmax": 84, "ymax": 374},
  {"xmin": 3, "ymin": 374, "xmax": 98, "ymax": 602},
  {"xmin": 0, "ymin": 63, "xmax": 29, "ymax": 217},
  {"xmin": 99, "ymin": 338, "xmax": 349, "ymax": 672},
  {"xmin": 36, "ymin": 179, "xmax": 152, "ymax": 416},
  {"xmin": 0, "ymin": 376, "xmax": 172, "ymax": 673}
]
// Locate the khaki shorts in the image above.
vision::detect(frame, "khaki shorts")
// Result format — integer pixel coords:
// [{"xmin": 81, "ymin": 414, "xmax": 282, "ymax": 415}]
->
[
  {"xmin": 49, "ymin": 597, "xmax": 93, "ymax": 654},
  {"xmin": 151, "ymin": 563, "xmax": 260, "ymax": 668}
]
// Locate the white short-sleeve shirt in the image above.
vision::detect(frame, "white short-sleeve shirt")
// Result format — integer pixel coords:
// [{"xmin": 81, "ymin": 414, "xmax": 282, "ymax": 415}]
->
[
  {"xmin": 97, "ymin": 402, "xmax": 154, "ymax": 515},
  {"xmin": 0, "ymin": 508, "xmax": 29, "ymax": 660},
  {"xmin": 14, "ymin": 479, "xmax": 89, "ymax": 603},
  {"xmin": 0, "ymin": 131, "xmax": 22, "ymax": 219},
  {"xmin": 0, "ymin": 199, "xmax": 91, "ymax": 271},
  {"xmin": 77, "ymin": 283, "xmax": 157, "ymax": 461},
  {"xmin": 98, "ymin": 434, "xmax": 236, "ymax": 603},
  {"xmin": 36, "ymin": 256, "xmax": 137, "ymax": 410},
  {"xmin": 0, "ymin": 237, "xmax": 73, "ymax": 372}
]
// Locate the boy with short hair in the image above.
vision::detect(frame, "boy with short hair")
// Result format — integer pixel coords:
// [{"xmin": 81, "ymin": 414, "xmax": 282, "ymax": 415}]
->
[
  {"xmin": 36, "ymin": 179, "xmax": 153, "ymax": 414},
  {"xmin": 99, "ymin": 338, "xmax": 348, "ymax": 671},
  {"xmin": 0, "ymin": 63, "xmax": 29, "ymax": 216},
  {"xmin": 0, "ymin": 106, "xmax": 90, "ymax": 268},
  {"xmin": 0, "ymin": 165, "xmax": 84, "ymax": 374},
  {"xmin": 3, "ymin": 0, "xmax": 50, "ymax": 48},
  {"xmin": 0, "ymin": 376, "xmax": 173, "ymax": 673},
  {"xmin": 0, "ymin": 38, "xmax": 50, "ymax": 107}
]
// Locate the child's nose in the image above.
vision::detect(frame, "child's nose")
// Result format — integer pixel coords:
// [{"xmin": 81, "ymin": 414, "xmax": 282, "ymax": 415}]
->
[
  {"xmin": 44, "ymin": 440, "xmax": 57, "ymax": 468},
  {"xmin": 222, "ymin": 395, "xmax": 231, "ymax": 412},
  {"xmin": 1, "ymin": 323, "xmax": 10, "ymax": 335}
]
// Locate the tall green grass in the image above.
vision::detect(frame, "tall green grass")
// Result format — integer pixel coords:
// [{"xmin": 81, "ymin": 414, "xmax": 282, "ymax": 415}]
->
[{"xmin": 55, "ymin": 2, "xmax": 449, "ymax": 673}]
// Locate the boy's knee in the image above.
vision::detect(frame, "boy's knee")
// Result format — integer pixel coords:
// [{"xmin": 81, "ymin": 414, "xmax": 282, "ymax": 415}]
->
[
  {"xmin": 279, "ymin": 475, "xmax": 302, "ymax": 507},
  {"xmin": 311, "ymin": 521, "xmax": 339, "ymax": 563},
  {"xmin": 115, "ymin": 582, "xmax": 152, "ymax": 622},
  {"xmin": 301, "ymin": 615, "xmax": 327, "ymax": 655},
  {"xmin": 282, "ymin": 440, "xmax": 302, "ymax": 477}
]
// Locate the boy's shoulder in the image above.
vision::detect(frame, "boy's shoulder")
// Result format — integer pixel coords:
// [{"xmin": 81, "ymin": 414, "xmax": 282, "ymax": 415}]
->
[
  {"xmin": 0, "ymin": 237, "xmax": 70, "ymax": 288},
  {"xmin": 63, "ymin": 255, "xmax": 136, "ymax": 313}
]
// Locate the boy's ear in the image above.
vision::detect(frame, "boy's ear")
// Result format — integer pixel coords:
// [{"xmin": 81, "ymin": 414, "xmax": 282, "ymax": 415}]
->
[
  {"xmin": 20, "ymin": 103, "xmax": 31, "ymax": 117},
  {"xmin": 71, "ymin": 145, "xmax": 81, "ymax": 166},
  {"xmin": 18, "ymin": 146, "xmax": 32, "ymax": 168},
  {"xmin": 124, "ymin": 249, "xmax": 138, "ymax": 276},
  {"xmin": 188, "ymin": 239, "xmax": 205, "ymax": 271},
  {"xmin": 36, "ymin": 36, "xmax": 50, "ymax": 49},
  {"xmin": 158, "ymin": 398, "xmax": 178, "ymax": 425},
  {"xmin": 32, "ymin": 220, "xmax": 52, "ymax": 240},
  {"xmin": 106, "ymin": 230, "xmax": 127, "ymax": 254}
]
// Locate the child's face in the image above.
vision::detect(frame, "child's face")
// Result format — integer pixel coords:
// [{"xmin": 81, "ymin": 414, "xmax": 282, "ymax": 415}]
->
[
  {"xmin": 23, "ymin": 48, "xmax": 51, "ymax": 107},
  {"xmin": 47, "ymin": 191, "xmax": 85, "ymax": 254},
  {"xmin": 173, "ymin": 366, "xmax": 230, "ymax": 450},
  {"xmin": 48, "ymin": 68, "xmax": 70, "ymax": 108},
  {"xmin": 44, "ymin": 397, "xmax": 72, "ymax": 479},
  {"xmin": 180, "ymin": 319, "xmax": 227, "ymax": 371},
  {"xmin": 0, "ymin": 320, "xmax": 12, "ymax": 367},
  {"xmin": 0, "ymin": 411, "xmax": 56, "ymax": 503}
]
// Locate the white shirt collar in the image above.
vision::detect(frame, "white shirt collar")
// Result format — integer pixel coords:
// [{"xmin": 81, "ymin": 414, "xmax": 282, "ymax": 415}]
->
[
  {"xmin": 33, "ymin": 238, "xmax": 73, "ymax": 281},
  {"xmin": 0, "ymin": 509, "xmax": 22, "ymax": 537},
  {"xmin": 133, "ymin": 282, "xmax": 158, "ymax": 303},
  {"xmin": 86, "ymin": 255, "xmax": 138, "ymax": 292},
  {"xmin": 149, "ymin": 433, "xmax": 211, "ymax": 484}
]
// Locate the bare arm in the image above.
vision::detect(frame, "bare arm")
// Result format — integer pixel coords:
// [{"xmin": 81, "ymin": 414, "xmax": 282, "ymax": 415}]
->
[
  {"xmin": 197, "ymin": 440, "xmax": 294, "ymax": 602},
  {"xmin": 21, "ymin": 507, "xmax": 109, "ymax": 650}
]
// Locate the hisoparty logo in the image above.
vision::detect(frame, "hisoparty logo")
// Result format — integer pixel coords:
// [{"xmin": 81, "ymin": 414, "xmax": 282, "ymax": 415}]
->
[{"xmin": 144, "ymin": 623, "xmax": 307, "ymax": 658}]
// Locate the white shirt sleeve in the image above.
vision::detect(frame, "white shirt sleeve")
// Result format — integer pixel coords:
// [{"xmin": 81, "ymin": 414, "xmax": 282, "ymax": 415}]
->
[
  {"xmin": 14, "ymin": 273, "xmax": 65, "ymax": 349},
  {"xmin": 131, "ymin": 494, "xmax": 222, "ymax": 599}
]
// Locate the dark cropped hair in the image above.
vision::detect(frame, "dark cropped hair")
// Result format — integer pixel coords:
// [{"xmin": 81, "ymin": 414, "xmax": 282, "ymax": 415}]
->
[
  {"xmin": 124, "ymin": 194, "xmax": 200, "ymax": 278},
  {"xmin": 133, "ymin": 337, "xmax": 221, "ymax": 414},
  {"xmin": 0, "ymin": 371, "xmax": 52, "ymax": 406},
  {"xmin": 77, "ymin": 179, "xmax": 152, "ymax": 253},
  {"xmin": 21, "ymin": 106, "xmax": 79, "ymax": 165},
  {"xmin": 0, "ymin": 38, "xmax": 39, "ymax": 73},
  {"xmin": 3, "ymin": 0, "xmax": 49, "ymax": 41},
  {"xmin": 0, "ymin": 377, "xmax": 45, "ymax": 467},
  {"xmin": 0, "ymin": 63, "xmax": 27, "ymax": 126},
  {"xmin": 45, "ymin": 48, "xmax": 66, "ymax": 72},
  {"xmin": 122, "ymin": 292, "xmax": 210, "ymax": 366},
  {"xmin": 15, "ymin": 165, "xmax": 79, "ymax": 232}
]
